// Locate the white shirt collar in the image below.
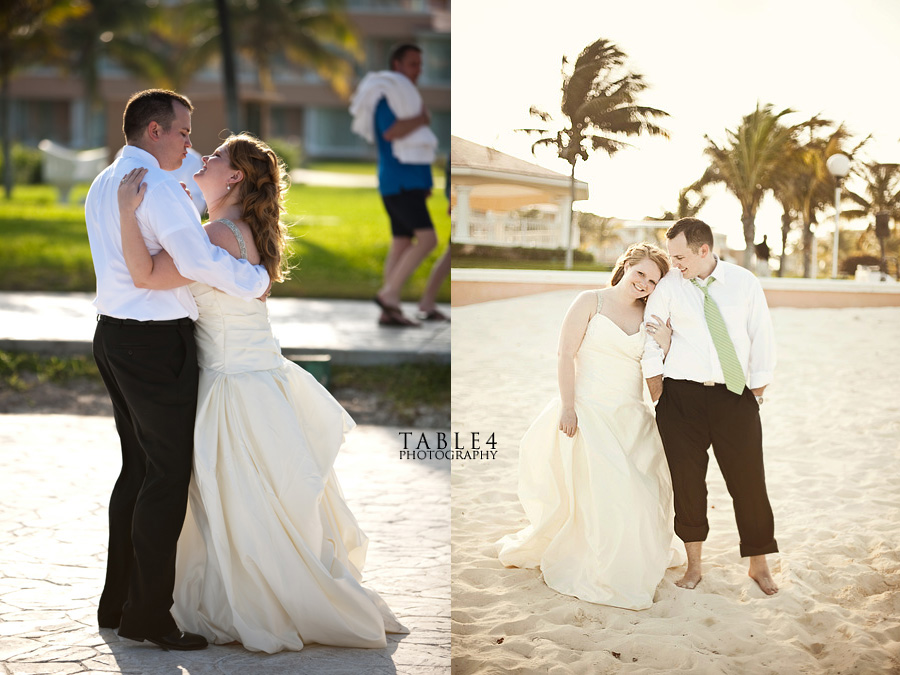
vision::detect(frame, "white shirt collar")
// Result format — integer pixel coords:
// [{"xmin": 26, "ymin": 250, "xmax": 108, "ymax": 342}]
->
[
  {"xmin": 121, "ymin": 145, "xmax": 161, "ymax": 170},
  {"xmin": 691, "ymin": 254, "xmax": 725, "ymax": 287}
]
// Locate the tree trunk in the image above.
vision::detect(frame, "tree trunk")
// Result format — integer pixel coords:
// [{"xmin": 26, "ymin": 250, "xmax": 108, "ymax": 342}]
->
[
  {"xmin": 257, "ymin": 63, "xmax": 275, "ymax": 141},
  {"xmin": 565, "ymin": 160, "xmax": 576, "ymax": 270},
  {"xmin": 802, "ymin": 219, "xmax": 815, "ymax": 278},
  {"xmin": 1, "ymin": 75, "xmax": 12, "ymax": 199},
  {"xmin": 741, "ymin": 212, "xmax": 755, "ymax": 269},
  {"xmin": 259, "ymin": 101, "xmax": 271, "ymax": 140},
  {"xmin": 82, "ymin": 38, "xmax": 98, "ymax": 148},
  {"xmin": 215, "ymin": 0, "xmax": 240, "ymax": 133}
]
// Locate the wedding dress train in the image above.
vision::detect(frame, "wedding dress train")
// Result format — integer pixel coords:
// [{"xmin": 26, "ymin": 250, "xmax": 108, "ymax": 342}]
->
[{"xmin": 172, "ymin": 277, "xmax": 404, "ymax": 652}]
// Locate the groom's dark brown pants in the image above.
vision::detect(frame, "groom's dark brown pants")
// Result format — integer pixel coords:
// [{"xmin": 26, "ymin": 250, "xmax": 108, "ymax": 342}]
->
[
  {"xmin": 93, "ymin": 316, "xmax": 197, "ymax": 637},
  {"xmin": 655, "ymin": 378, "xmax": 778, "ymax": 558}
]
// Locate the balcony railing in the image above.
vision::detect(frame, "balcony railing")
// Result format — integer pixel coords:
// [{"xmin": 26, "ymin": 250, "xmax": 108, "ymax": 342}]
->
[{"xmin": 454, "ymin": 212, "xmax": 563, "ymax": 248}]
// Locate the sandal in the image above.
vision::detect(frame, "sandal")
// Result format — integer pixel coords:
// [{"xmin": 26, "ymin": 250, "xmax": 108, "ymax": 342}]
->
[
  {"xmin": 378, "ymin": 310, "xmax": 421, "ymax": 328},
  {"xmin": 373, "ymin": 294, "xmax": 402, "ymax": 315},
  {"xmin": 416, "ymin": 308, "xmax": 450, "ymax": 322}
]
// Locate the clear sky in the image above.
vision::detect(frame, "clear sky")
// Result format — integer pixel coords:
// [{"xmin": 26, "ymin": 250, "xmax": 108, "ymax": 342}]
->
[{"xmin": 451, "ymin": 0, "xmax": 900, "ymax": 251}]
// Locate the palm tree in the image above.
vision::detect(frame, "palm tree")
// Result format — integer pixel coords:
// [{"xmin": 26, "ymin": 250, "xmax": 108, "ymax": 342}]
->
[
  {"xmin": 766, "ymin": 146, "xmax": 803, "ymax": 276},
  {"xmin": 844, "ymin": 162, "xmax": 900, "ymax": 237},
  {"xmin": 648, "ymin": 181, "xmax": 708, "ymax": 221},
  {"xmin": 698, "ymin": 103, "xmax": 795, "ymax": 269},
  {"xmin": 577, "ymin": 211, "xmax": 622, "ymax": 250},
  {"xmin": 229, "ymin": 0, "xmax": 359, "ymax": 139},
  {"xmin": 213, "ymin": 0, "xmax": 240, "ymax": 132},
  {"xmin": 0, "ymin": 0, "xmax": 88, "ymax": 196},
  {"xmin": 54, "ymin": 0, "xmax": 152, "ymax": 147},
  {"xmin": 110, "ymin": 3, "xmax": 222, "ymax": 91},
  {"xmin": 841, "ymin": 162, "xmax": 900, "ymax": 272},
  {"xmin": 520, "ymin": 38, "xmax": 670, "ymax": 269},
  {"xmin": 788, "ymin": 123, "xmax": 865, "ymax": 277}
]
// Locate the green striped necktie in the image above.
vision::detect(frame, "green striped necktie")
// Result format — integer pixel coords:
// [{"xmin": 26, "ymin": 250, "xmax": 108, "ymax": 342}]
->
[{"xmin": 691, "ymin": 277, "xmax": 746, "ymax": 395}]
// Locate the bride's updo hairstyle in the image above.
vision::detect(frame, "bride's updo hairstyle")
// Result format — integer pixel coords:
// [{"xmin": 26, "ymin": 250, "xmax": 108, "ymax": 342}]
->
[
  {"xmin": 223, "ymin": 133, "xmax": 290, "ymax": 283},
  {"xmin": 609, "ymin": 242, "xmax": 670, "ymax": 301}
]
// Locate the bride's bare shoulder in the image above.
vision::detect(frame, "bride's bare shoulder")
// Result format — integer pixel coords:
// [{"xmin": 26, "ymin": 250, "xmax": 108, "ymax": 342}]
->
[
  {"xmin": 565, "ymin": 289, "xmax": 602, "ymax": 320},
  {"xmin": 575, "ymin": 288, "xmax": 606, "ymax": 307},
  {"xmin": 204, "ymin": 219, "xmax": 261, "ymax": 264}
]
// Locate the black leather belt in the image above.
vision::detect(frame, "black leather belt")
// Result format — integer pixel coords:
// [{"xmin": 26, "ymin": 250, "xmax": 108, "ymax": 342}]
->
[
  {"xmin": 667, "ymin": 378, "xmax": 727, "ymax": 389},
  {"xmin": 97, "ymin": 314, "xmax": 193, "ymax": 326}
]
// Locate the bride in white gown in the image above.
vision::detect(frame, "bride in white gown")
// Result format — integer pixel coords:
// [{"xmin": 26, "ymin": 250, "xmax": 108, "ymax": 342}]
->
[
  {"xmin": 497, "ymin": 243, "xmax": 683, "ymax": 610},
  {"xmin": 117, "ymin": 134, "xmax": 405, "ymax": 652}
]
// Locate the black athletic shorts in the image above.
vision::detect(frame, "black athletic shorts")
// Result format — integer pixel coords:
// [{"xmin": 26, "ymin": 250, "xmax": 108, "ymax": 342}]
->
[{"xmin": 381, "ymin": 189, "xmax": 434, "ymax": 238}]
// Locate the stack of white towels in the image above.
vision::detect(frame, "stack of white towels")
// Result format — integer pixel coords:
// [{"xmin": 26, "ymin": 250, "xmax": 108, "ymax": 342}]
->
[{"xmin": 349, "ymin": 71, "xmax": 438, "ymax": 165}]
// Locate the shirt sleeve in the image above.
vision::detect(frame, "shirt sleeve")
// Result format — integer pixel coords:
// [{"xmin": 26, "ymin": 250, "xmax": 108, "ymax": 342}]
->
[
  {"xmin": 375, "ymin": 97, "xmax": 397, "ymax": 140},
  {"xmin": 641, "ymin": 280, "xmax": 669, "ymax": 379},
  {"xmin": 142, "ymin": 181, "xmax": 270, "ymax": 299},
  {"xmin": 746, "ymin": 278, "xmax": 776, "ymax": 388}
]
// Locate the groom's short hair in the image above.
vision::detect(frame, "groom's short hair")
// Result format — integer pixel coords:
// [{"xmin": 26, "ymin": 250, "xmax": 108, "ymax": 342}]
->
[
  {"xmin": 667, "ymin": 218, "xmax": 714, "ymax": 252},
  {"xmin": 123, "ymin": 89, "xmax": 194, "ymax": 144}
]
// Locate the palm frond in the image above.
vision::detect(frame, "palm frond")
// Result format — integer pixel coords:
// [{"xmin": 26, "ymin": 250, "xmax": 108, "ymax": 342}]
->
[
  {"xmin": 523, "ymin": 36, "xmax": 670, "ymax": 181},
  {"xmin": 529, "ymin": 106, "xmax": 553, "ymax": 123},
  {"xmin": 516, "ymin": 127, "xmax": 551, "ymax": 136}
]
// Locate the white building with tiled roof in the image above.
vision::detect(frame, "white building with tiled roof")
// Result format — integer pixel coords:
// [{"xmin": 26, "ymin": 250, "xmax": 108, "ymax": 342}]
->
[{"xmin": 450, "ymin": 136, "xmax": 589, "ymax": 249}]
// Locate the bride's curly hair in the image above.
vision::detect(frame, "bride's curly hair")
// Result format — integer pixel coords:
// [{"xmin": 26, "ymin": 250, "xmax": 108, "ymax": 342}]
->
[
  {"xmin": 224, "ymin": 133, "xmax": 291, "ymax": 283},
  {"xmin": 609, "ymin": 242, "xmax": 670, "ymax": 302}
]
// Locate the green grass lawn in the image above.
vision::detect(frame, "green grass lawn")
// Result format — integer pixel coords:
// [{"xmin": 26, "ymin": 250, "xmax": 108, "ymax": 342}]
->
[
  {"xmin": 279, "ymin": 185, "xmax": 449, "ymax": 299},
  {"xmin": 0, "ymin": 349, "xmax": 98, "ymax": 391},
  {"xmin": 0, "ymin": 183, "xmax": 450, "ymax": 301},
  {"xmin": 303, "ymin": 161, "xmax": 377, "ymax": 176},
  {"xmin": 302, "ymin": 161, "xmax": 446, "ymax": 183}
]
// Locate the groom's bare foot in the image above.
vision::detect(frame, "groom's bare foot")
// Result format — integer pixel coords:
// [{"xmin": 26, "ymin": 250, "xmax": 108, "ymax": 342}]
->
[
  {"xmin": 675, "ymin": 567, "xmax": 702, "ymax": 589},
  {"xmin": 748, "ymin": 555, "xmax": 778, "ymax": 595}
]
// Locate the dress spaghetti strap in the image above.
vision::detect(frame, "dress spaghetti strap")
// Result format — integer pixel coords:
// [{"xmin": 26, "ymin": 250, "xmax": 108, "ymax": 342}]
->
[{"xmin": 217, "ymin": 218, "xmax": 247, "ymax": 260}]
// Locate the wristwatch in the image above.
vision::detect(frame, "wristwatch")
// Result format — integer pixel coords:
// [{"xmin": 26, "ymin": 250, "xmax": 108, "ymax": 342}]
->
[{"xmin": 755, "ymin": 395, "xmax": 764, "ymax": 406}]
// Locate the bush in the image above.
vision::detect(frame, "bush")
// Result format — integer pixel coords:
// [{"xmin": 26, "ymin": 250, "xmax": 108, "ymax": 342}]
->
[
  {"xmin": 0, "ymin": 144, "xmax": 42, "ymax": 184},
  {"xmin": 451, "ymin": 242, "xmax": 595, "ymax": 263},
  {"xmin": 840, "ymin": 254, "xmax": 881, "ymax": 275},
  {"xmin": 266, "ymin": 137, "xmax": 303, "ymax": 173}
]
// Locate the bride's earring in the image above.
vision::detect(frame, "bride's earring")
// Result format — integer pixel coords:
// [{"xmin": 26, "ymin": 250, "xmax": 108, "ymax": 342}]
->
[{"xmin": 226, "ymin": 184, "xmax": 231, "ymax": 191}]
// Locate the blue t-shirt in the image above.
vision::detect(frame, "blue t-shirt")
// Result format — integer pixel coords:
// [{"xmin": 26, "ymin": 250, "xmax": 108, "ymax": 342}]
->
[{"xmin": 374, "ymin": 97, "xmax": 433, "ymax": 196}]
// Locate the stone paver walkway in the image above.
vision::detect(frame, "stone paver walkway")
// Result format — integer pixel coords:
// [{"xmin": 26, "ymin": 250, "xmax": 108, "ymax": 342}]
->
[
  {"xmin": 0, "ymin": 416, "xmax": 449, "ymax": 674},
  {"xmin": 0, "ymin": 293, "xmax": 450, "ymax": 366}
]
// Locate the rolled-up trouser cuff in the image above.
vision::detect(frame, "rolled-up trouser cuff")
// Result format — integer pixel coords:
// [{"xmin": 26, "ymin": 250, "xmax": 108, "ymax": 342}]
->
[
  {"xmin": 739, "ymin": 538, "xmax": 779, "ymax": 558},
  {"xmin": 675, "ymin": 520, "xmax": 709, "ymax": 544}
]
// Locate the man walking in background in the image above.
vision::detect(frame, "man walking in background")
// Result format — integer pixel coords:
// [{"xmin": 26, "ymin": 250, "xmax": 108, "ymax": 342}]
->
[{"xmin": 350, "ymin": 43, "xmax": 442, "ymax": 326}]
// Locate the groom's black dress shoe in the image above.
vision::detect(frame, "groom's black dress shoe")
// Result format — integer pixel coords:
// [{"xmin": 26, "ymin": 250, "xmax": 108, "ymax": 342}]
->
[
  {"xmin": 98, "ymin": 615, "xmax": 120, "ymax": 630},
  {"xmin": 119, "ymin": 628, "xmax": 208, "ymax": 651}
]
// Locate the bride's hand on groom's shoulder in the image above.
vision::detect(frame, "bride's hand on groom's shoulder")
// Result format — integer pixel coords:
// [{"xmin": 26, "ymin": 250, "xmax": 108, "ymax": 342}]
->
[
  {"xmin": 118, "ymin": 168, "xmax": 148, "ymax": 213},
  {"xmin": 559, "ymin": 407, "xmax": 578, "ymax": 437}
]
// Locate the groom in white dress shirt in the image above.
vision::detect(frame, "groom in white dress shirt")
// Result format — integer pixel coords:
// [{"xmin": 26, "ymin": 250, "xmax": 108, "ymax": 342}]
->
[
  {"xmin": 641, "ymin": 218, "xmax": 779, "ymax": 595},
  {"xmin": 85, "ymin": 89, "xmax": 269, "ymax": 649}
]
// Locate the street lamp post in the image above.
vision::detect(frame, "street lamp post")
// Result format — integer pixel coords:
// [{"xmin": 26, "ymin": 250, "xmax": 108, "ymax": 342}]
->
[{"xmin": 826, "ymin": 153, "xmax": 850, "ymax": 278}]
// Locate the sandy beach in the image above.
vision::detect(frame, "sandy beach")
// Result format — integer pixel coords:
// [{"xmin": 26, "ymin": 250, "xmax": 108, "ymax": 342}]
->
[{"xmin": 451, "ymin": 290, "xmax": 900, "ymax": 674}]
